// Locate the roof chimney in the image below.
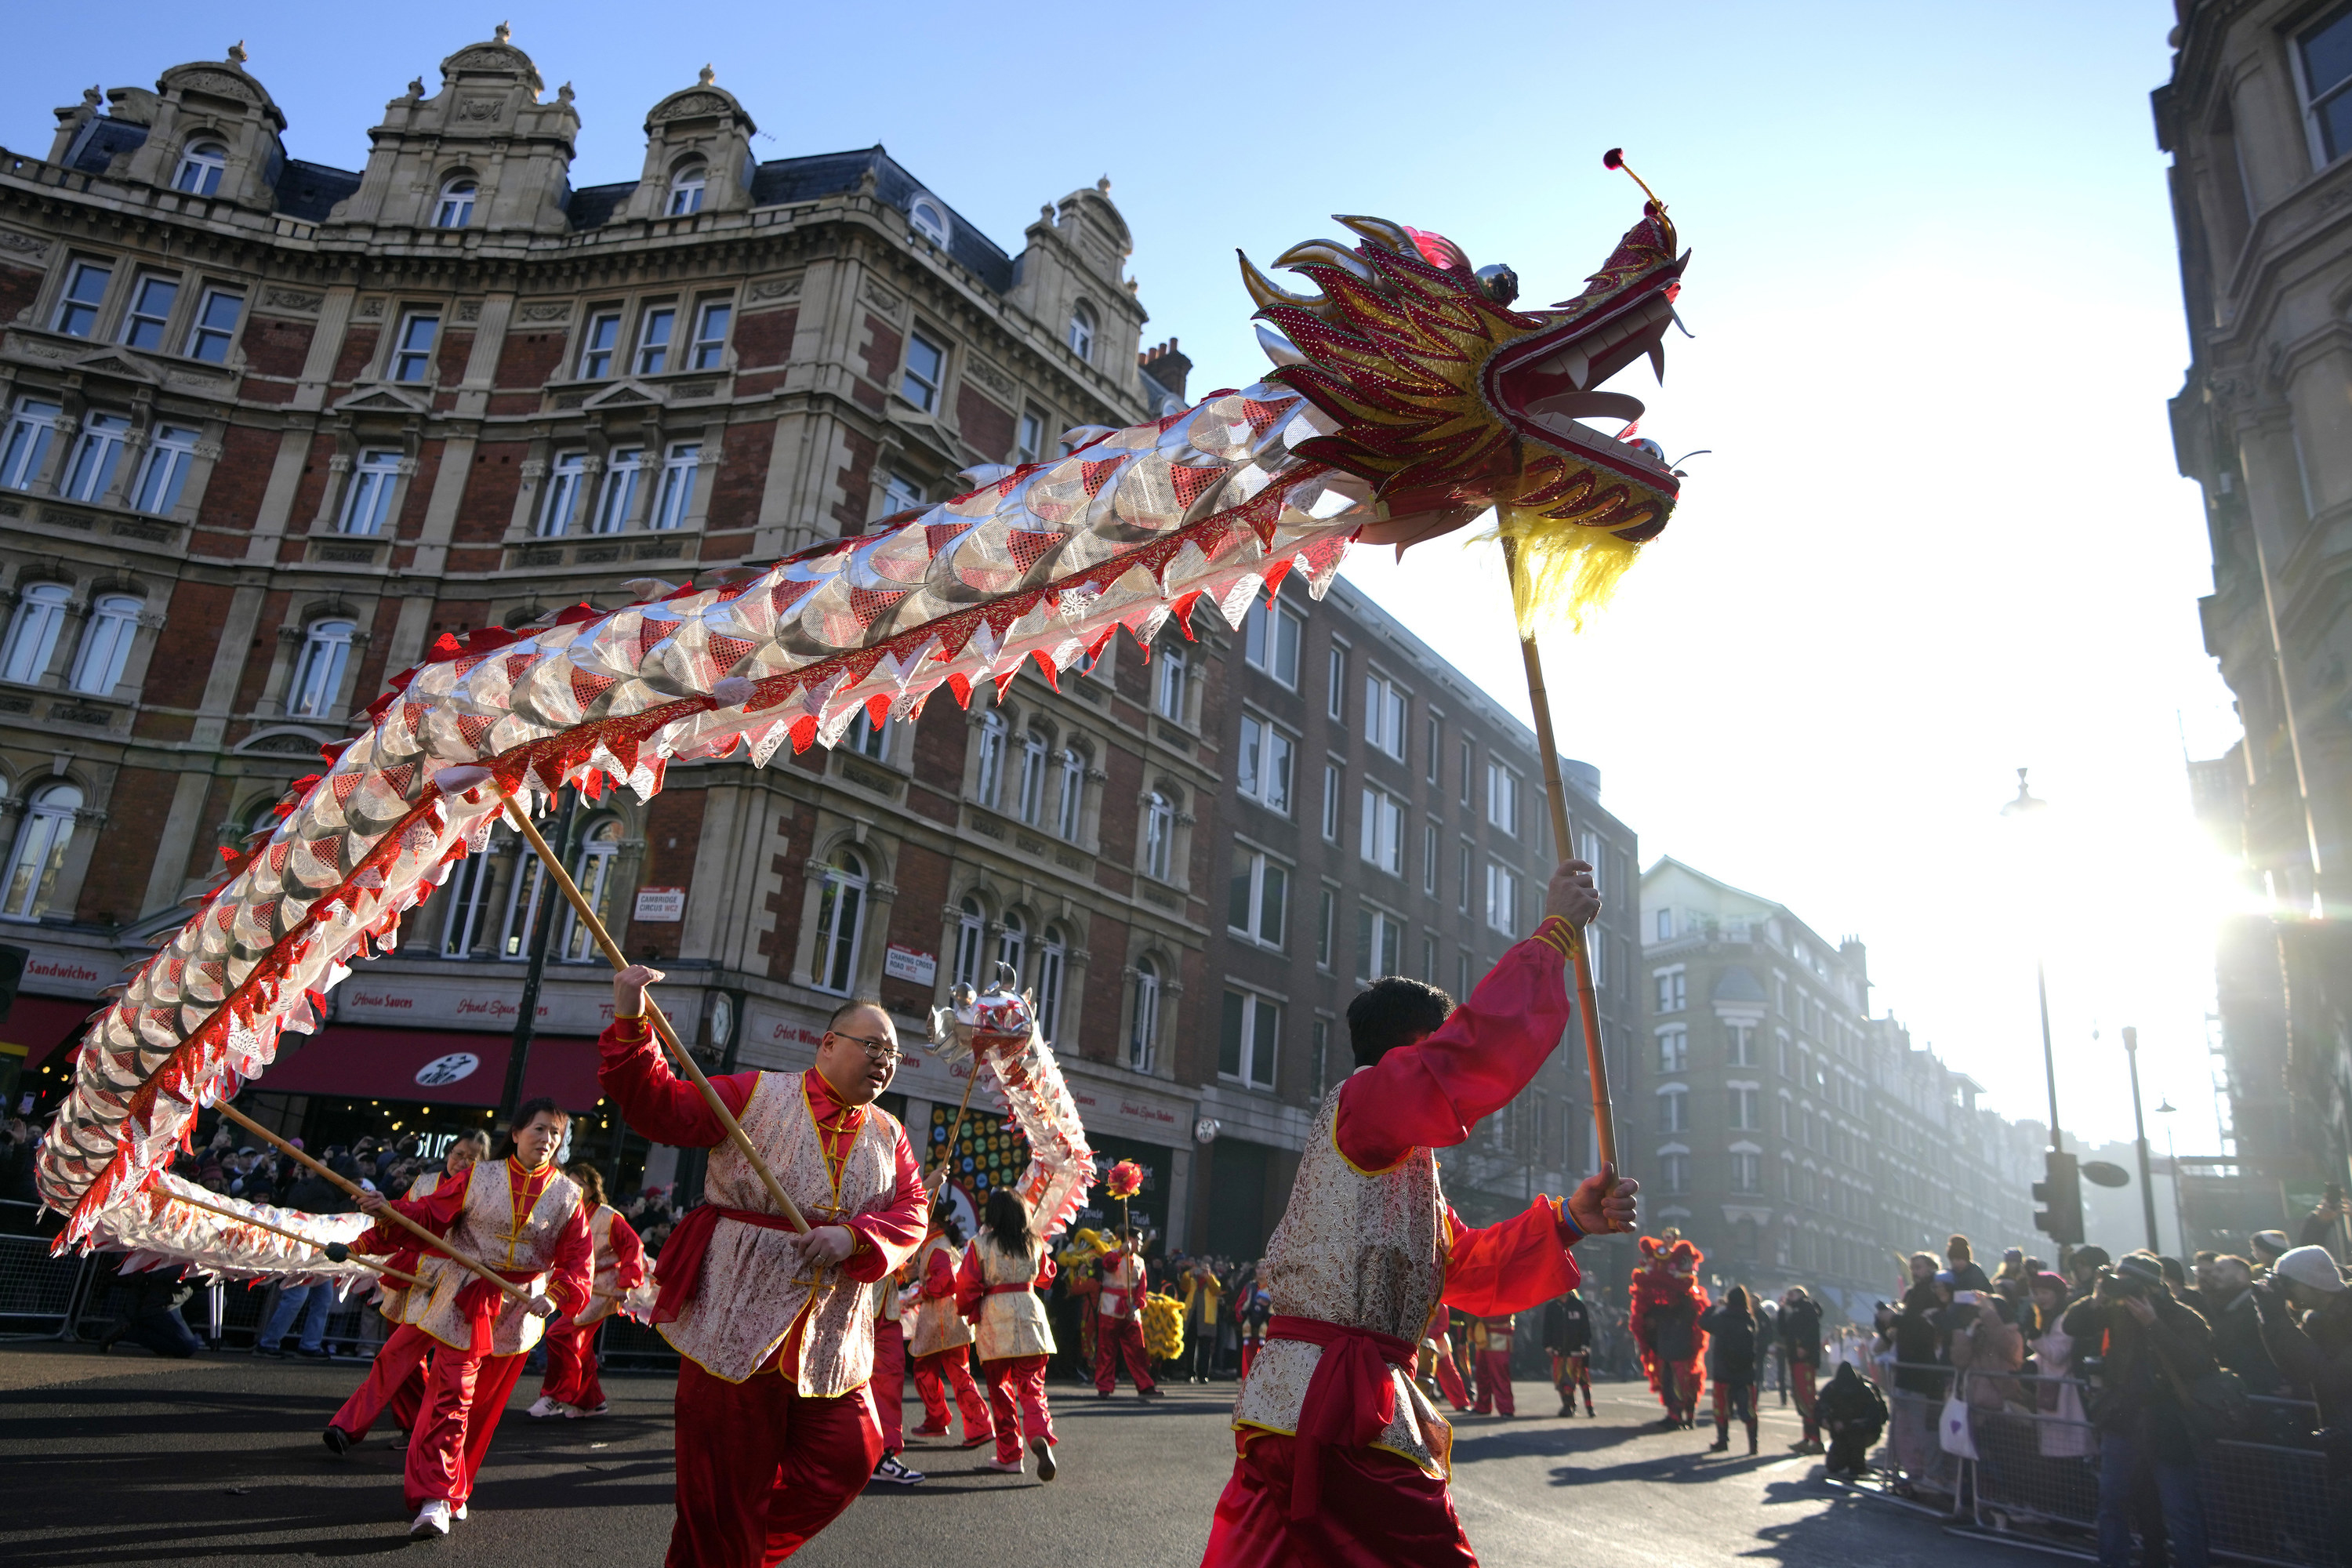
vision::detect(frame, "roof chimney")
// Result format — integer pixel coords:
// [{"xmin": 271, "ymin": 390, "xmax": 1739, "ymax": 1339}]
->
[{"xmin": 1138, "ymin": 336, "xmax": 1191, "ymax": 401}]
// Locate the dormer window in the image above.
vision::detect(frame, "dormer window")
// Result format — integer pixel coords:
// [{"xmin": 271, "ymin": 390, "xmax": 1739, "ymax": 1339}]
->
[
  {"xmin": 1067, "ymin": 301, "xmax": 1096, "ymax": 363},
  {"xmin": 666, "ymin": 163, "xmax": 706, "ymax": 217},
  {"xmin": 435, "ymin": 177, "xmax": 477, "ymax": 229},
  {"xmin": 172, "ymin": 141, "xmax": 227, "ymax": 197},
  {"xmin": 909, "ymin": 196, "xmax": 950, "ymax": 246}
]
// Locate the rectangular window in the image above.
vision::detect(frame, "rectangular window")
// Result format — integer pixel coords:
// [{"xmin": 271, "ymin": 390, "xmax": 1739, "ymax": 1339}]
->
[
  {"xmin": 120, "ymin": 274, "xmax": 180, "ymax": 351},
  {"xmin": 1654, "ymin": 967, "xmax": 1687, "ymax": 1014},
  {"xmin": 132, "ymin": 426, "xmax": 199, "ymax": 515},
  {"xmin": 1728, "ymin": 1022, "xmax": 1756, "ymax": 1067},
  {"xmin": 578, "ymin": 311, "xmax": 622, "ymax": 379},
  {"xmin": 1731, "ymin": 1152, "xmax": 1762, "ymax": 1193},
  {"xmin": 1327, "ymin": 645, "xmax": 1345, "ymax": 720},
  {"xmin": 390, "ymin": 312, "xmax": 439, "ymax": 383},
  {"xmin": 184, "ymin": 288, "xmax": 242, "ymax": 363},
  {"xmin": 538, "ymin": 451, "xmax": 586, "ymax": 535},
  {"xmin": 902, "ymin": 331, "xmax": 945, "ymax": 412},
  {"xmin": 1657, "ymin": 1026, "xmax": 1687, "ymax": 1073},
  {"xmin": 1487, "ymin": 762, "xmax": 1519, "ymax": 835},
  {"xmin": 61, "ymin": 412, "xmax": 129, "ymax": 503},
  {"xmin": 1457, "ymin": 951, "xmax": 1471, "ymax": 1000},
  {"xmin": 1425, "ymin": 716, "xmax": 1439, "ymax": 782},
  {"xmin": 1316, "ymin": 887, "xmax": 1335, "ymax": 968},
  {"xmin": 2301, "ymin": 7, "xmax": 2352, "ymax": 164},
  {"xmin": 1657, "ymin": 1092, "xmax": 1687, "ymax": 1134},
  {"xmin": 1155, "ymin": 645, "xmax": 1187, "ymax": 721},
  {"xmin": 1364, "ymin": 673, "xmax": 1406, "ymax": 759},
  {"xmin": 70, "ymin": 593, "xmax": 140, "ymax": 695},
  {"xmin": 1457, "ymin": 840, "xmax": 1472, "ymax": 912},
  {"xmin": 1421, "ymin": 933, "xmax": 1437, "ymax": 983},
  {"xmin": 53, "ymin": 260, "xmax": 113, "ymax": 337},
  {"xmin": 1422, "ymin": 822, "xmax": 1438, "ymax": 895},
  {"xmin": 337, "ymin": 447, "xmax": 400, "ymax": 534},
  {"xmin": 1218, "ymin": 989, "xmax": 1280, "ymax": 1090},
  {"xmin": 593, "ymin": 448, "xmax": 641, "ymax": 533},
  {"xmin": 1359, "ymin": 786, "xmax": 1402, "ymax": 873},
  {"xmin": 1656, "ymin": 908, "xmax": 1673, "ymax": 942},
  {"xmin": 1016, "ymin": 410, "xmax": 1044, "ymax": 464},
  {"xmin": 1730, "ymin": 1087, "xmax": 1759, "ymax": 1131},
  {"xmin": 2, "ymin": 399, "xmax": 62, "ymax": 490},
  {"xmin": 636, "ymin": 306, "xmax": 677, "ymax": 376},
  {"xmin": 1227, "ymin": 847, "xmax": 1288, "ymax": 948},
  {"xmin": 1242, "ymin": 595, "xmax": 1303, "ymax": 687},
  {"xmin": 1484, "ymin": 862, "xmax": 1518, "ymax": 931},
  {"xmin": 1321, "ymin": 763, "xmax": 1341, "ymax": 840},
  {"xmin": 690, "ymin": 301, "xmax": 731, "ymax": 370},
  {"xmin": 1459, "ymin": 739, "xmax": 1472, "ymax": 804},
  {"xmin": 1356, "ymin": 906, "xmax": 1403, "ymax": 980},
  {"xmin": 1238, "ymin": 714, "xmax": 1294, "ymax": 815},
  {"xmin": 652, "ymin": 442, "xmax": 699, "ymax": 530},
  {"xmin": 881, "ymin": 470, "xmax": 924, "ymax": 516}
]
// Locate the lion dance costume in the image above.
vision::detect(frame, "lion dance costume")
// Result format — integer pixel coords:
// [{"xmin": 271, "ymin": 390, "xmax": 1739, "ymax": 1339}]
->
[{"xmin": 1630, "ymin": 1236, "xmax": 1709, "ymax": 1429}]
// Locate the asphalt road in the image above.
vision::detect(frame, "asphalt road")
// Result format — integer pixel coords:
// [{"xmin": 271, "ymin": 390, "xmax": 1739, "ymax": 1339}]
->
[{"xmin": 0, "ymin": 1345, "xmax": 2030, "ymax": 1567}]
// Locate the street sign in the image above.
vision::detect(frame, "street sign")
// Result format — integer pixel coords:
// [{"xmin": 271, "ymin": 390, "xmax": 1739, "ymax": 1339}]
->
[
  {"xmin": 633, "ymin": 887, "xmax": 684, "ymax": 922},
  {"xmin": 2081, "ymin": 1160, "xmax": 2131, "ymax": 1189}
]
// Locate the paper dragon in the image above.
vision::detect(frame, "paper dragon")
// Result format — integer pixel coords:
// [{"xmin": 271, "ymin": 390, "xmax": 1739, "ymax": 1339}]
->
[
  {"xmin": 927, "ymin": 971, "xmax": 1095, "ymax": 1242},
  {"xmin": 35, "ymin": 186, "xmax": 1690, "ymax": 1279}
]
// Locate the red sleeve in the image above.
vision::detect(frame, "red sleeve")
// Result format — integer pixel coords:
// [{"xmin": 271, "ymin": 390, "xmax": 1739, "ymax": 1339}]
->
[
  {"xmin": 1036, "ymin": 1253, "xmax": 1057, "ymax": 1289},
  {"xmin": 837, "ymin": 1121, "xmax": 927, "ymax": 1284},
  {"xmin": 955, "ymin": 1242, "xmax": 983, "ymax": 1316},
  {"xmin": 595, "ymin": 1018, "xmax": 756, "ymax": 1148},
  {"xmin": 546, "ymin": 1200, "xmax": 594, "ymax": 1319},
  {"xmin": 1334, "ymin": 920, "xmax": 1576, "ymax": 1171},
  {"xmin": 1441, "ymin": 1200, "xmax": 1581, "ymax": 1317},
  {"xmin": 923, "ymin": 1245, "xmax": 960, "ymax": 1299},
  {"xmin": 606, "ymin": 1211, "xmax": 647, "ymax": 1290},
  {"xmin": 355, "ymin": 1172, "xmax": 470, "ymax": 1253}
]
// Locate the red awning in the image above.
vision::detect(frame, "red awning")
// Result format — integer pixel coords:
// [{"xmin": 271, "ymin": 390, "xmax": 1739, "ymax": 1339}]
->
[
  {"xmin": 250, "ymin": 1025, "xmax": 604, "ymax": 1112},
  {"xmin": 3, "ymin": 994, "xmax": 107, "ymax": 1072}
]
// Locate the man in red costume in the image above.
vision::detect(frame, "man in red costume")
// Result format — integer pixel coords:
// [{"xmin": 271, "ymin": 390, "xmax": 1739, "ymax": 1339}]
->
[
  {"xmin": 1468, "ymin": 1314, "xmax": 1517, "ymax": 1418},
  {"xmin": 1094, "ymin": 1232, "xmax": 1160, "ymax": 1398},
  {"xmin": 350, "ymin": 1101, "xmax": 591, "ymax": 1538},
  {"xmin": 599, "ymin": 966, "xmax": 927, "ymax": 1567},
  {"xmin": 1203, "ymin": 858, "xmax": 1639, "ymax": 1567}
]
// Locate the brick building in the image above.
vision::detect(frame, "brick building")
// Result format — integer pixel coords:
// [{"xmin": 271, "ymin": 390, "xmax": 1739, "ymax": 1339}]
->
[{"xmin": 0, "ymin": 32, "xmax": 1215, "ymax": 1223}]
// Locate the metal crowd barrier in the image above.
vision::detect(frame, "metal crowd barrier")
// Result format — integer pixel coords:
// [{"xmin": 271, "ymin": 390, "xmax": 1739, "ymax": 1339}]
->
[
  {"xmin": 1848, "ymin": 1365, "xmax": 2338, "ymax": 1567},
  {"xmin": 0, "ymin": 1198, "xmax": 89, "ymax": 1341}
]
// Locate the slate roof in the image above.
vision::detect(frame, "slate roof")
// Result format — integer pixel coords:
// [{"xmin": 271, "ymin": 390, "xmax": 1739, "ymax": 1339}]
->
[{"xmin": 274, "ymin": 159, "xmax": 361, "ymax": 221}]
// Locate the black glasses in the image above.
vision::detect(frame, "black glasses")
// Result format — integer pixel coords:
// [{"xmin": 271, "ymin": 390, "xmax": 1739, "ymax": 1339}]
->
[{"xmin": 827, "ymin": 1030, "xmax": 900, "ymax": 1065}]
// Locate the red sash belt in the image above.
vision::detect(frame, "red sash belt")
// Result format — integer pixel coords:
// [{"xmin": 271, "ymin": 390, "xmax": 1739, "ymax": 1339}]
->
[
  {"xmin": 652, "ymin": 1203, "xmax": 800, "ymax": 1326},
  {"xmin": 1265, "ymin": 1313, "xmax": 1417, "ymax": 1521},
  {"xmin": 452, "ymin": 1267, "xmax": 546, "ymax": 1351}
]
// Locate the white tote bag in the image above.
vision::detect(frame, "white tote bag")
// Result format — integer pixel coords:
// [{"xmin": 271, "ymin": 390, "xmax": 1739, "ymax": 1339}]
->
[{"xmin": 1939, "ymin": 1384, "xmax": 1980, "ymax": 1460}]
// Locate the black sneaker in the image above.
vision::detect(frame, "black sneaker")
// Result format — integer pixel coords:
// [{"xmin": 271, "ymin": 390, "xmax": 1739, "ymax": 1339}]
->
[
  {"xmin": 1031, "ymin": 1438, "xmax": 1057, "ymax": 1481},
  {"xmin": 322, "ymin": 1425, "xmax": 352, "ymax": 1457},
  {"xmin": 294, "ymin": 1347, "xmax": 328, "ymax": 1360}
]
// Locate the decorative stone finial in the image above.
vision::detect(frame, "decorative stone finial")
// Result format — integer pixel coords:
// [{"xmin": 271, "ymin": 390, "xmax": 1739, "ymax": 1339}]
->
[
  {"xmin": 405, "ymin": 77, "xmax": 424, "ymax": 100},
  {"xmin": 493, "ymin": 20, "xmax": 512, "ymax": 43},
  {"xmin": 227, "ymin": 40, "xmax": 248, "ymax": 67},
  {"xmin": 698, "ymin": 64, "xmax": 716, "ymax": 85},
  {"xmin": 557, "ymin": 81, "xmax": 575, "ymax": 104},
  {"xmin": 858, "ymin": 166, "xmax": 878, "ymax": 197},
  {"xmin": 1040, "ymin": 202, "xmax": 1055, "ymax": 223},
  {"xmin": 1097, "ymin": 174, "xmax": 1111, "ymax": 194},
  {"xmin": 82, "ymin": 85, "xmax": 102, "ymax": 110}
]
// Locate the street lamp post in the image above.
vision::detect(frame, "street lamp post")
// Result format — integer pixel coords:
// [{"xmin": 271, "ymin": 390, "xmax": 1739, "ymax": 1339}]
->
[
  {"xmin": 2002, "ymin": 770, "xmax": 2065, "ymax": 1154},
  {"xmin": 2122, "ymin": 1026, "xmax": 2161, "ymax": 1254},
  {"xmin": 2157, "ymin": 1098, "xmax": 2189, "ymax": 1256}
]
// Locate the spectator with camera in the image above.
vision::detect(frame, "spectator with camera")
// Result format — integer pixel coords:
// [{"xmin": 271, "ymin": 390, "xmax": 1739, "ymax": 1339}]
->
[{"xmin": 2063, "ymin": 1253, "xmax": 2219, "ymax": 1568}]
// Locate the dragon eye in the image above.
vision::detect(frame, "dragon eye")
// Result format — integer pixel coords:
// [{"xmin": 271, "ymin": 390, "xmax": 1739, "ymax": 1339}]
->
[{"xmin": 1474, "ymin": 264, "xmax": 1519, "ymax": 306}]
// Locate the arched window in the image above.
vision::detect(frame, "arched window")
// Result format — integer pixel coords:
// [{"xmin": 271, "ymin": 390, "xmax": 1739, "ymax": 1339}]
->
[
  {"xmin": 1067, "ymin": 300, "xmax": 1096, "ymax": 363},
  {"xmin": 70, "ymin": 593, "xmax": 141, "ymax": 695},
  {"xmin": 435, "ymin": 176, "xmax": 477, "ymax": 229},
  {"xmin": 666, "ymin": 162, "xmax": 706, "ymax": 217},
  {"xmin": 287, "ymin": 619, "xmax": 354, "ymax": 719},
  {"xmin": 173, "ymin": 141, "xmax": 227, "ymax": 196},
  {"xmin": 974, "ymin": 710, "xmax": 1006, "ymax": 806},
  {"xmin": 1036, "ymin": 924, "xmax": 1067, "ymax": 1045},
  {"xmin": 440, "ymin": 825, "xmax": 505, "ymax": 957},
  {"xmin": 1016, "ymin": 727, "xmax": 1049, "ymax": 826},
  {"xmin": 2, "ymin": 583, "xmax": 71, "ymax": 684},
  {"xmin": 812, "ymin": 848, "xmax": 868, "ymax": 993},
  {"xmin": 561, "ymin": 818, "xmax": 626, "ymax": 962},
  {"xmin": 908, "ymin": 196, "xmax": 950, "ymax": 245},
  {"xmin": 3, "ymin": 782, "xmax": 82, "ymax": 918},
  {"xmin": 339, "ymin": 448, "xmax": 401, "ymax": 535},
  {"xmin": 996, "ymin": 910, "xmax": 1025, "ymax": 985},
  {"xmin": 953, "ymin": 895, "xmax": 986, "ymax": 989},
  {"xmin": 1142, "ymin": 789, "xmax": 1174, "ymax": 881},
  {"xmin": 1127, "ymin": 956, "xmax": 1160, "ymax": 1072},
  {"xmin": 1054, "ymin": 746, "xmax": 1084, "ymax": 840}
]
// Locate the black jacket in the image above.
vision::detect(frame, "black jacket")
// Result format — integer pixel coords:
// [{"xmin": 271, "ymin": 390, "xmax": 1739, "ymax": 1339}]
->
[
  {"xmin": 2205, "ymin": 1287, "xmax": 2285, "ymax": 1397},
  {"xmin": 2062, "ymin": 1292, "xmax": 2217, "ymax": 1461},
  {"xmin": 1780, "ymin": 1297, "xmax": 1824, "ymax": 1366},
  {"xmin": 1649, "ymin": 1296, "xmax": 1698, "ymax": 1362},
  {"xmin": 2254, "ymin": 1284, "xmax": 2352, "ymax": 1425},
  {"xmin": 1816, "ymin": 1363, "xmax": 1888, "ymax": 1432},
  {"xmin": 1543, "ymin": 1295, "xmax": 1591, "ymax": 1355},
  {"xmin": 1700, "ymin": 1304, "xmax": 1758, "ymax": 1383}
]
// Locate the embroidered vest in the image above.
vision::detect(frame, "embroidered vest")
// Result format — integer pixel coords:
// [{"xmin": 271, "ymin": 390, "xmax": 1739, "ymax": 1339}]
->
[
  {"xmin": 1230, "ymin": 1080, "xmax": 1453, "ymax": 1477},
  {"xmin": 907, "ymin": 1235, "xmax": 975, "ymax": 1357},
  {"xmin": 973, "ymin": 1236, "xmax": 1055, "ymax": 1363},
  {"xmin": 401, "ymin": 1160, "xmax": 581, "ymax": 1357},
  {"xmin": 659, "ymin": 1069, "xmax": 903, "ymax": 1389},
  {"xmin": 576, "ymin": 1205, "xmax": 622, "ymax": 1327},
  {"xmin": 1098, "ymin": 1253, "xmax": 1145, "ymax": 1319}
]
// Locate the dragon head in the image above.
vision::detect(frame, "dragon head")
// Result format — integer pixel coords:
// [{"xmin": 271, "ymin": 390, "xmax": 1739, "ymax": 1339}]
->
[{"xmin": 1241, "ymin": 176, "xmax": 1689, "ymax": 624}]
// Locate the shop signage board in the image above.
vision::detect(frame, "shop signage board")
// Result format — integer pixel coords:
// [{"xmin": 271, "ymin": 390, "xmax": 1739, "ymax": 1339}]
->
[{"xmin": 332, "ymin": 974, "xmax": 615, "ymax": 1033}]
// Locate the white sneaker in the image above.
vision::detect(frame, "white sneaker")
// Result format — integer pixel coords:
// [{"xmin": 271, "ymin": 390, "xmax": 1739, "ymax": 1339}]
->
[
  {"xmin": 527, "ymin": 1395, "xmax": 566, "ymax": 1419},
  {"xmin": 983, "ymin": 1456, "xmax": 1025, "ymax": 1474},
  {"xmin": 451, "ymin": 1502, "xmax": 467, "ymax": 1522},
  {"xmin": 562, "ymin": 1400, "xmax": 608, "ymax": 1419},
  {"xmin": 409, "ymin": 1500, "xmax": 452, "ymax": 1539}
]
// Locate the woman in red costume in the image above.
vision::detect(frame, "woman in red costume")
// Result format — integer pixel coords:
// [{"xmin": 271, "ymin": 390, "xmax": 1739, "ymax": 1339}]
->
[
  {"xmin": 529, "ymin": 1160, "xmax": 644, "ymax": 1419},
  {"xmin": 906, "ymin": 1197, "xmax": 993, "ymax": 1448},
  {"xmin": 1200, "ymin": 859, "xmax": 1639, "ymax": 1568},
  {"xmin": 956, "ymin": 1186, "xmax": 1062, "ymax": 1479}
]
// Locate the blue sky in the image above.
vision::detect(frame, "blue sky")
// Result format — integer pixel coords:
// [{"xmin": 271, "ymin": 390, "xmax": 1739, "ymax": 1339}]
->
[{"xmin": 11, "ymin": 3, "xmax": 2231, "ymax": 1150}]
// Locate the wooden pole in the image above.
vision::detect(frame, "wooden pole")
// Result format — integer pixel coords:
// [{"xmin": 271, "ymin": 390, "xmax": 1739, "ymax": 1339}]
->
[
  {"xmin": 498, "ymin": 795, "xmax": 809, "ymax": 1234},
  {"xmin": 1501, "ymin": 539, "xmax": 1620, "ymax": 1184},
  {"xmin": 929, "ymin": 1055, "xmax": 984, "ymax": 1190},
  {"xmin": 167, "ymin": 1191, "xmax": 424, "ymax": 1290},
  {"xmin": 212, "ymin": 1103, "xmax": 536, "ymax": 1306}
]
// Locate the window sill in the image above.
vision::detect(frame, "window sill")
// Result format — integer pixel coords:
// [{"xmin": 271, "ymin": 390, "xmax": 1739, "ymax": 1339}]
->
[
  {"xmin": 0, "ymin": 492, "xmax": 187, "ymax": 549},
  {"xmin": 505, "ymin": 531, "xmax": 695, "ymax": 570}
]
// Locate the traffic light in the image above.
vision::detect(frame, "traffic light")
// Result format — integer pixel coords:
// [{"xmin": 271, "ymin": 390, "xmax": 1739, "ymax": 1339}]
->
[{"xmin": 2033, "ymin": 1149, "xmax": 2083, "ymax": 1246}]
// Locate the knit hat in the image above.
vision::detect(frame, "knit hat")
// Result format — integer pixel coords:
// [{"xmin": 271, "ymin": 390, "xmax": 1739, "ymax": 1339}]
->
[
  {"xmin": 2272, "ymin": 1245, "xmax": 2347, "ymax": 1294},
  {"xmin": 2251, "ymin": 1230, "xmax": 2291, "ymax": 1261},
  {"xmin": 2031, "ymin": 1271, "xmax": 2070, "ymax": 1295}
]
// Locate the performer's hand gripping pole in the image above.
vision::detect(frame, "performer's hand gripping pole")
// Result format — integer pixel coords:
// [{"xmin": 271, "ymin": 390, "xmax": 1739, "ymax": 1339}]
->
[
  {"xmin": 1502, "ymin": 540, "xmax": 1619, "ymax": 1185},
  {"xmin": 165, "ymin": 1189, "xmax": 425, "ymax": 1290},
  {"xmin": 495, "ymin": 791, "xmax": 810, "ymax": 1235},
  {"xmin": 213, "ymin": 1102, "xmax": 535, "ymax": 1305}
]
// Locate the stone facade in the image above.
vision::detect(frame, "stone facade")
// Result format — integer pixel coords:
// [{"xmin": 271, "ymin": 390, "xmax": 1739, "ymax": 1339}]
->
[{"xmin": 2155, "ymin": 2, "xmax": 2352, "ymax": 1197}]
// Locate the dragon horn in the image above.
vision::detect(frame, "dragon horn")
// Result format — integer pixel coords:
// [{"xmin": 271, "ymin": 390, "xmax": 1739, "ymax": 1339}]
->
[
  {"xmin": 1236, "ymin": 250, "xmax": 1325, "ymax": 312},
  {"xmin": 1273, "ymin": 239, "xmax": 1378, "ymax": 285},
  {"xmin": 1334, "ymin": 215, "xmax": 1414, "ymax": 253}
]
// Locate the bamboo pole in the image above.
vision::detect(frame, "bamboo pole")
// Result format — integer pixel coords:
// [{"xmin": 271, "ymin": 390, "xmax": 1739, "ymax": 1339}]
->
[
  {"xmin": 167, "ymin": 1191, "xmax": 424, "ymax": 1290},
  {"xmin": 496, "ymin": 793, "xmax": 810, "ymax": 1234},
  {"xmin": 928, "ymin": 1055, "xmax": 984, "ymax": 1192},
  {"xmin": 1501, "ymin": 539, "xmax": 1620, "ymax": 1186},
  {"xmin": 213, "ymin": 1103, "xmax": 538, "ymax": 1307}
]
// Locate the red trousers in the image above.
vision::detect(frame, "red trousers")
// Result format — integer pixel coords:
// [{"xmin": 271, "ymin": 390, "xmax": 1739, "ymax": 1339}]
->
[
  {"xmin": 911, "ymin": 1345, "xmax": 992, "ymax": 1439},
  {"xmin": 667, "ymin": 1356, "xmax": 882, "ymax": 1568},
  {"xmin": 1432, "ymin": 1351, "xmax": 1470, "ymax": 1412},
  {"xmin": 1792, "ymin": 1359, "xmax": 1819, "ymax": 1440},
  {"xmin": 1093, "ymin": 1314, "xmax": 1156, "ymax": 1393},
  {"xmin": 539, "ymin": 1316, "xmax": 607, "ymax": 1410},
  {"xmin": 405, "ymin": 1344, "xmax": 528, "ymax": 1510},
  {"xmin": 871, "ymin": 1321, "xmax": 906, "ymax": 1454},
  {"xmin": 1203, "ymin": 1432, "xmax": 1477, "ymax": 1568},
  {"xmin": 332, "ymin": 1321, "xmax": 430, "ymax": 1441},
  {"xmin": 981, "ymin": 1354, "xmax": 1054, "ymax": 1465},
  {"xmin": 1471, "ymin": 1349, "xmax": 1514, "ymax": 1415}
]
